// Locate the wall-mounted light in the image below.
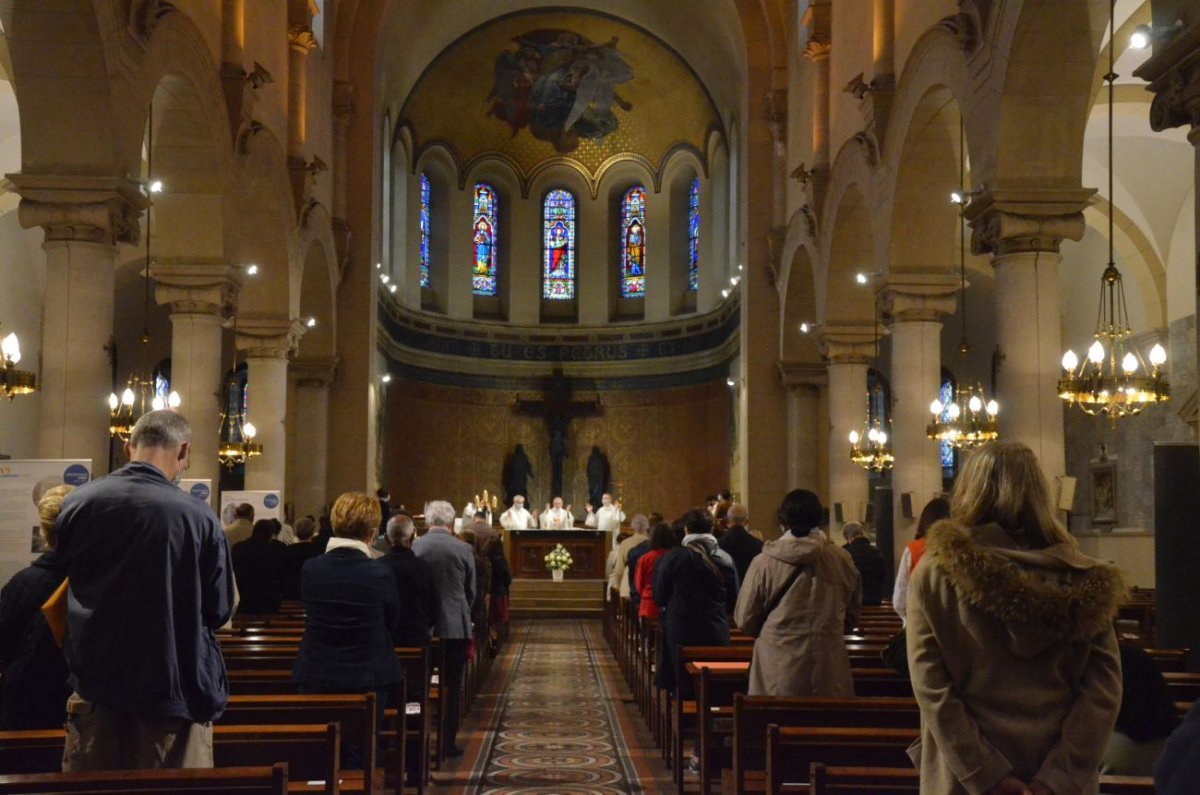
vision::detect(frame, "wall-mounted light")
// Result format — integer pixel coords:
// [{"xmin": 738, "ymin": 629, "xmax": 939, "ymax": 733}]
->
[
  {"xmin": 381, "ymin": 374, "xmax": 393, "ymax": 384},
  {"xmin": 855, "ymin": 272, "xmax": 869, "ymax": 285},
  {"xmin": 380, "ymin": 274, "xmax": 390, "ymax": 284},
  {"xmin": 149, "ymin": 180, "xmax": 164, "ymax": 194},
  {"xmin": 376, "ymin": 262, "xmax": 382, "ymax": 270},
  {"xmin": 246, "ymin": 264, "xmax": 259, "ymax": 276},
  {"xmin": 388, "ymin": 284, "xmax": 397, "ymax": 294},
  {"xmin": 305, "ymin": 317, "xmax": 317, "ymax": 328},
  {"xmin": 1130, "ymin": 20, "xmax": 1184, "ymax": 50},
  {"xmin": 721, "ymin": 288, "xmax": 730, "ymax": 299}
]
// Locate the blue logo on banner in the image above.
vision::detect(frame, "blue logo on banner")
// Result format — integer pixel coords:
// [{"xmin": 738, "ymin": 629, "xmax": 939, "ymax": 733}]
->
[
  {"xmin": 63, "ymin": 464, "xmax": 90, "ymax": 486},
  {"xmin": 264, "ymin": 494, "xmax": 279, "ymax": 509},
  {"xmin": 190, "ymin": 483, "xmax": 211, "ymax": 501}
]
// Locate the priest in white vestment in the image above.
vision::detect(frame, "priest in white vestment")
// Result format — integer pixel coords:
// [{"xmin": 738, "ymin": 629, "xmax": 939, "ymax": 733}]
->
[
  {"xmin": 585, "ymin": 494, "xmax": 626, "ymax": 546},
  {"xmin": 499, "ymin": 495, "xmax": 535, "ymax": 530},
  {"xmin": 539, "ymin": 497, "xmax": 574, "ymax": 529}
]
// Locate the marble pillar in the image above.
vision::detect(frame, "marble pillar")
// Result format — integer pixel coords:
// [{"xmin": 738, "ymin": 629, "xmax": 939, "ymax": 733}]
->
[
  {"xmin": 880, "ymin": 276, "xmax": 958, "ymax": 556},
  {"xmin": 151, "ymin": 259, "xmax": 241, "ymax": 485},
  {"xmin": 12, "ymin": 179, "xmax": 145, "ymax": 475},
  {"xmin": 820, "ymin": 328, "xmax": 875, "ymax": 533},
  {"xmin": 966, "ymin": 200, "xmax": 1089, "ymax": 484},
  {"xmin": 237, "ymin": 317, "xmax": 304, "ymax": 496},
  {"xmin": 778, "ymin": 361, "xmax": 825, "ymax": 493},
  {"xmin": 290, "ymin": 356, "xmax": 337, "ymax": 519}
]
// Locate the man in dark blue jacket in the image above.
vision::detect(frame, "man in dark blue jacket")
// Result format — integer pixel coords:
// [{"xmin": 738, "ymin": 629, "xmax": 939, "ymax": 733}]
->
[
  {"xmin": 56, "ymin": 410, "xmax": 233, "ymax": 770},
  {"xmin": 379, "ymin": 512, "xmax": 437, "ymax": 647}
]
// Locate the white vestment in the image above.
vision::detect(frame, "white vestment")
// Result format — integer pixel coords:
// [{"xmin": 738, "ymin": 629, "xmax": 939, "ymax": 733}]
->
[
  {"xmin": 539, "ymin": 507, "xmax": 573, "ymax": 529},
  {"xmin": 585, "ymin": 504, "xmax": 626, "ymax": 534},
  {"xmin": 500, "ymin": 506, "xmax": 534, "ymax": 530}
]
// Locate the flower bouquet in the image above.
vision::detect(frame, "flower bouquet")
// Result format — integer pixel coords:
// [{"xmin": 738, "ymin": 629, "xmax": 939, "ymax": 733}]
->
[{"xmin": 544, "ymin": 544, "xmax": 573, "ymax": 581}]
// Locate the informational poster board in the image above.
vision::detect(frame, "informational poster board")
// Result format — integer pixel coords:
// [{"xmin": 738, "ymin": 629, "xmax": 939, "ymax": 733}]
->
[
  {"xmin": 0, "ymin": 459, "xmax": 91, "ymax": 588},
  {"xmin": 219, "ymin": 489, "xmax": 281, "ymax": 526},
  {"xmin": 179, "ymin": 478, "xmax": 215, "ymax": 510}
]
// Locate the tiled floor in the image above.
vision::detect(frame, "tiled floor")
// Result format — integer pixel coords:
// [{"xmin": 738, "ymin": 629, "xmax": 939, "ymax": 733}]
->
[{"xmin": 433, "ymin": 619, "xmax": 674, "ymax": 793}]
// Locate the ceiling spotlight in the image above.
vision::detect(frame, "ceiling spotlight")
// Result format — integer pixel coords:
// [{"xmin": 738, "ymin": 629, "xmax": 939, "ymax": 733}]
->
[
  {"xmin": 376, "ymin": 262, "xmax": 382, "ymax": 269},
  {"xmin": 950, "ymin": 191, "xmax": 964, "ymax": 205},
  {"xmin": 246, "ymin": 264, "xmax": 259, "ymax": 276},
  {"xmin": 738, "ymin": 264, "xmax": 744, "ymax": 272},
  {"xmin": 388, "ymin": 284, "xmax": 397, "ymax": 294},
  {"xmin": 1130, "ymin": 24, "xmax": 1151, "ymax": 49},
  {"xmin": 381, "ymin": 374, "xmax": 393, "ymax": 384},
  {"xmin": 149, "ymin": 180, "xmax": 164, "ymax": 193},
  {"xmin": 799, "ymin": 322, "xmax": 810, "ymax": 334},
  {"xmin": 305, "ymin": 316, "xmax": 316, "ymax": 328},
  {"xmin": 855, "ymin": 273, "xmax": 869, "ymax": 285},
  {"xmin": 726, "ymin": 377, "xmax": 737, "ymax": 388},
  {"xmin": 721, "ymin": 288, "xmax": 730, "ymax": 298}
]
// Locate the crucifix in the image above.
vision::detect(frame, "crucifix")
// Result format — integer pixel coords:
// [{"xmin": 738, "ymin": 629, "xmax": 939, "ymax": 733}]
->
[{"xmin": 514, "ymin": 367, "xmax": 603, "ymax": 500}]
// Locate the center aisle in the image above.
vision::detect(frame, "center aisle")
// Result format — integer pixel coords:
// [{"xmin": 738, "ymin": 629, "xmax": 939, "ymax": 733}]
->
[{"xmin": 433, "ymin": 618, "xmax": 673, "ymax": 793}]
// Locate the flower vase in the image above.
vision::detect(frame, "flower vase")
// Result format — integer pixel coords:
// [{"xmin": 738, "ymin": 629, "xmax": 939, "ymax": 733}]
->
[{"xmin": 552, "ymin": 569, "xmax": 564, "ymax": 582}]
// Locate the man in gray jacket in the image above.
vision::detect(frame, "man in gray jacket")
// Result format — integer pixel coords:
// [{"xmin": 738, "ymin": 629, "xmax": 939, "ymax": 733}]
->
[{"xmin": 412, "ymin": 500, "xmax": 475, "ymax": 758}]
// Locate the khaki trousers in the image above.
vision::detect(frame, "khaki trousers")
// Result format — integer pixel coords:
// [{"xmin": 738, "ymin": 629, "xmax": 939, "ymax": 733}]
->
[{"xmin": 62, "ymin": 692, "xmax": 213, "ymax": 771}]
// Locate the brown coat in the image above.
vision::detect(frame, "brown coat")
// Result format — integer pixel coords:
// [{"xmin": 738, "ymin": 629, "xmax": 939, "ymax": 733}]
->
[
  {"xmin": 907, "ymin": 522, "xmax": 1126, "ymax": 795},
  {"xmin": 733, "ymin": 530, "xmax": 861, "ymax": 697}
]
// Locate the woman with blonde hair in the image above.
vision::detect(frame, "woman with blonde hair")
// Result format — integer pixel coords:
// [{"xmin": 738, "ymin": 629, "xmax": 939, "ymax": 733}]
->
[
  {"xmin": 907, "ymin": 442, "xmax": 1125, "ymax": 795},
  {"xmin": 0, "ymin": 484, "xmax": 74, "ymax": 728}
]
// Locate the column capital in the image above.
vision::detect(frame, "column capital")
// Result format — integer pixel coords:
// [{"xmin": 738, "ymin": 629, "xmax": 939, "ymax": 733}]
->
[
  {"xmin": 288, "ymin": 25, "xmax": 317, "ymax": 53},
  {"xmin": 778, "ymin": 360, "xmax": 827, "ymax": 390},
  {"xmin": 879, "ymin": 274, "xmax": 959, "ymax": 323},
  {"xmin": 8, "ymin": 174, "xmax": 147, "ymax": 245},
  {"xmin": 818, "ymin": 323, "xmax": 878, "ymax": 364},
  {"xmin": 1133, "ymin": 22, "xmax": 1200, "ymax": 139},
  {"xmin": 236, "ymin": 315, "xmax": 306, "ymax": 359},
  {"xmin": 802, "ymin": 0, "xmax": 831, "ymax": 61},
  {"xmin": 963, "ymin": 189, "xmax": 1091, "ymax": 256},
  {"xmin": 290, "ymin": 355, "xmax": 339, "ymax": 388},
  {"xmin": 151, "ymin": 258, "xmax": 242, "ymax": 316}
]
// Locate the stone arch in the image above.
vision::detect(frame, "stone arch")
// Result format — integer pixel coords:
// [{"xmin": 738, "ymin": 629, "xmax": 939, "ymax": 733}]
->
[
  {"xmin": 818, "ymin": 138, "xmax": 880, "ymax": 326},
  {"xmin": 296, "ymin": 231, "xmax": 337, "ymax": 359},
  {"xmin": 780, "ymin": 240, "xmax": 820, "ymax": 363},
  {"xmin": 411, "ymin": 144, "xmax": 457, "ymax": 312},
  {"xmin": 1084, "ymin": 197, "xmax": 1168, "ymax": 331}
]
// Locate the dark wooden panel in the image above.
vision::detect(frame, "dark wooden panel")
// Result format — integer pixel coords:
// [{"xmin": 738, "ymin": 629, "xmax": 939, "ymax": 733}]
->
[{"xmin": 510, "ymin": 529, "xmax": 609, "ymax": 579}]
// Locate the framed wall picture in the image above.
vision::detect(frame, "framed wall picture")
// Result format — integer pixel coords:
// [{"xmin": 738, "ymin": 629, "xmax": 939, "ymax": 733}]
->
[{"xmin": 1089, "ymin": 458, "xmax": 1118, "ymax": 526}]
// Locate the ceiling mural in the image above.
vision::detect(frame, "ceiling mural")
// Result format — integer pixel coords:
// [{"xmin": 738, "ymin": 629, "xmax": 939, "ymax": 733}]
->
[{"xmin": 399, "ymin": 9, "xmax": 724, "ymax": 187}]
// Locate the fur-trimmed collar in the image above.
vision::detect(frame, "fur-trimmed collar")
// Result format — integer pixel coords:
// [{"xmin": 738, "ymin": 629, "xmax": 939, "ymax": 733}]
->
[{"xmin": 926, "ymin": 520, "xmax": 1127, "ymax": 643}]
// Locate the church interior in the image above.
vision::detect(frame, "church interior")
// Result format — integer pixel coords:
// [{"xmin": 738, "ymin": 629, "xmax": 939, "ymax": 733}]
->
[{"xmin": 1, "ymin": 0, "xmax": 1199, "ymax": 791}]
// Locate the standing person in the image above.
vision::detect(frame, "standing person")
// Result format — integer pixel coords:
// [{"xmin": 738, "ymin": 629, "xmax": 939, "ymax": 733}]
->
[
  {"xmin": 892, "ymin": 497, "xmax": 950, "ymax": 623},
  {"xmin": 1101, "ymin": 645, "xmax": 1176, "ymax": 776},
  {"xmin": 460, "ymin": 529, "xmax": 492, "ymax": 657},
  {"xmin": 734, "ymin": 489, "xmax": 861, "ymax": 697},
  {"xmin": 413, "ymin": 500, "xmax": 475, "ymax": 758},
  {"xmin": 463, "ymin": 510, "xmax": 497, "ymax": 545},
  {"xmin": 499, "ymin": 495, "xmax": 535, "ymax": 531},
  {"xmin": 0, "ymin": 485, "xmax": 74, "ymax": 729},
  {"xmin": 539, "ymin": 497, "xmax": 573, "ymax": 529},
  {"xmin": 56, "ymin": 410, "xmax": 234, "ymax": 770},
  {"xmin": 634, "ymin": 521, "xmax": 678, "ymax": 620},
  {"xmin": 376, "ymin": 487, "xmax": 392, "ymax": 535},
  {"xmin": 906, "ymin": 441, "xmax": 1124, "ymax": 795},
  {"xmin": 841, "ymin": 521, "xmax": 884, "ymax": 606},
  {"xmin": 717, "ymin": 503, "xmax": 762, "ymax": 584},
  {"xmin": 379, "ymin": 513, "xmax": 438, "ymax": 647},
  {"xmin": 280, "ymin": 516, "xmax": 322, "ymax": 601},
  {"xmin": 652, "ymin": 508, "xmax": 739, "ymax": 699},
  {"xmin": 224, "ymin": 502, "xmax": 254, "ymax": 547},
  {"xmin": 292, "ymin": 492, "xmax": 401, "ymax": 768},
  {"xmin": 609, "ymin": 514, "xmax": 649, "ymax": 599},
  {"xmin": 231, "ymin": 519, "xmax": 285, "ymax": 614},
  {"xmin": 484, "ymin": 536, "xmax": 512, "ymax": 652},
  {"xmin": 585, "ymin": 493, "xmax": 625, "ymax": 544}
]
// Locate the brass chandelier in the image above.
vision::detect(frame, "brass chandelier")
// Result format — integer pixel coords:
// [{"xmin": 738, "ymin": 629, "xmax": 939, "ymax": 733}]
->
[
  {"xmin": 108, "ymin": 102, "xmax": 179, "ymax": 441},
  {"xmin": 0, "ymin": 326, "xmax": 36, "ymax": 400},
  {"xmin": 1058, "ymin": 0, "xmax": 1168, "ymax": 420},
  {"xmin": 217, "ymin": 318, "xmax": 261, "ymax": 469},
  {"xmin": 927, "ymin": 120, "xmax": 999, "ymax": 449},
  {"xmin": 848, "ymin": 295, "xmax": 894, "ymax": 473}
]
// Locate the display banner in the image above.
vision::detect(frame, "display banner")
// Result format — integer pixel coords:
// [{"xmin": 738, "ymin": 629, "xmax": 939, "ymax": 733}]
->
[
  {"xmin": 219, "ymin": 489, "xmax": 281, "ymax": 526},
  {"xmin": 0, "ymin": 459, "xmax": 91, "ymax": 588},
  {"xmin": 179, "ymin": 478, "xmax": 215, "ymax": 509}
]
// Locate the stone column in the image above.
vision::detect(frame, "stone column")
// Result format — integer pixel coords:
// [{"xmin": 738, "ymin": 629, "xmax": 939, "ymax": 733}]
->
[
  {"xmin": 778, "ymin": 361, "xmax": 825, "ymax": 492},
  {"xmin": 289, "ymin": 356, "xmax": 337, "ymax": 519},
  {"xmin": 880, "ymin": 276, "xmax": 958, "ymax": 553},
  {"xmin": 802, "ymin": 2, "xmax": 832, "ymax": 175},
  {"xmin": 286, "ymin": 17, "xmax": 317, "ymax": 209},
  {"xmin": 151, "ymin": 259, "xmax": 241, "ymax": 486},
  {"xmin": 820, "ymin": 327, "xmax": 875, "ymax": 533},
  {"xmin": 237, "ymin": 317, "xmax": 304, "ymax": 496},
  {"xmin": 12, "ymin": 178, "xmax": 145, "ymax": 475},
  {"xmin": 966, "ymin": 202, "xmax": 1089, "ymax": 482}
]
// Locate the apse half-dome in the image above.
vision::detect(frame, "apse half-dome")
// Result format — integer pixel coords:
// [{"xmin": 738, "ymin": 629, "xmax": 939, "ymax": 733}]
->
[{"xmin": 399, "ymin": 8, "xmax": 725, "ymax": 186}]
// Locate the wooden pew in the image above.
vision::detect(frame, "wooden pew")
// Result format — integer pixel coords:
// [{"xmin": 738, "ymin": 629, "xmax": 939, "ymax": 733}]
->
[
  {"xmin": 763, "ymin": 724, "xmax": 917, "ymax": 790},
  {"xmin": 0, "ymin": 726, "xmax": 337, "ymax": 793},
  {"xmin": 0, "ymin": 766, "xmax": 289, "ymax": 795},
  {"xmin": 728, "ymin": 695, "xmax": 920, "ymax": 794}
]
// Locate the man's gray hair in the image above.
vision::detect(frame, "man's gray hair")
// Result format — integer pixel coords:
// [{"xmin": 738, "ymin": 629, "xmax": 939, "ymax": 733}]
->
[
  {"xmin": 426, "ymin": 500, "xmax": 456, "ymax": 528},
  {"xmin": 129, "ymin": 410, "xmax": 192, "ymax": 450},
  {"xmin": 727, "ymin": 503, "xmax": 749, "ymax": 526},
  {"xmin": 842, "ymin": 521, "xmax": 866, "ymax": 541},
  {"xmin": 631, "ymin": 513, "xmax": 650, "ymax": 533},
  {"xmin": 386, "ymin": 514, "xmax": 415, "ymax": 545}
]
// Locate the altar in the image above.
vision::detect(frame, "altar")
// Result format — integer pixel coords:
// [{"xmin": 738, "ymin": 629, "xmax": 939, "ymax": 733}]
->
[{"xmin": 508, "ymin": 528, "xmax": 616, "ymax": 580}]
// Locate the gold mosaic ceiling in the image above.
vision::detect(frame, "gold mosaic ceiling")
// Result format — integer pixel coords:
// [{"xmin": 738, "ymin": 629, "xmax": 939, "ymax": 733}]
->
[{"xmin": 399, "ymin": 9, "xmax": 724, "ymax": 185}]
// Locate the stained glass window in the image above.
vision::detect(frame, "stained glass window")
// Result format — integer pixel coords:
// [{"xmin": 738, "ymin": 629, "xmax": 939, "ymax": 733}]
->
[
  {"xmin": 418, "ymin": 173, "xmax": 431, "ymax": 289},
  {"xmin": 687, "ymin": 178, "xmax": 700, "ymax": 292},
  {"xmin": 472, "ymin": 183, "xmax": 498, "ymax": 296},
  {"xmin": 542, "ymin": 189, "xmax": 576, "ymax": 300},
  {"xmin": 940, "ymin": 370, "xmax": 956, "ymax": 473},
  {"xmin": 619, "ymin": 186, "xmax": 647, "ymax": 298}
]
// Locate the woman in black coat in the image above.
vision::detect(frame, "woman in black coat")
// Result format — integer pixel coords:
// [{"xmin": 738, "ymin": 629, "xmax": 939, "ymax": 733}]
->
[
  {"xmin": 231, "ymin": 519, "xmax": 285, "ymax": 614},
  {"xmin": 652, "ymin": 508, "xmax": 739, "ymax": 697},
  {"xmin": 0, "ymin": 485, "xmax": 74, "ymax": 729}
]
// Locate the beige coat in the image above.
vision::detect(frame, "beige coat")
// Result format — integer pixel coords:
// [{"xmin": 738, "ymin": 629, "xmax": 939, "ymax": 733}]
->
[
  {"xmin": 609, "ymin": 531, "xmax": 647, "ymax": 599},
  {"xmin": 733, "ymin": 530, "xmax": 861, "ymax": 697},
  {"xmin": 907, "ymin": 522, "xmax": 1125, "ymax": 795}
]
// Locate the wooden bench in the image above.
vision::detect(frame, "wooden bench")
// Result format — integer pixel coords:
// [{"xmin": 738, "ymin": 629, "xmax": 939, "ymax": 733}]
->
[
  {"xmin": 0, "ymin": 765, "xmax": 289, "ymax": 795},
  {"xmin": 0, "ymin": 725, "xmax": 339, "ymax": 793},
  {"xmin": 727, "ymin": 695, "xmax": 920, "ymax": 794},
  {"xmin": 764, "ymin": 724, "xmax": 917, "ymax": 790}
]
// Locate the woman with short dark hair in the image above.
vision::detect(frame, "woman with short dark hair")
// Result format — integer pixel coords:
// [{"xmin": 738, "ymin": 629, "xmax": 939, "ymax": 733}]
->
[
  {"xmin": 907, "ymin": 442, "xmax": 1124, "ymax": 795},
  {"xmin": 734, "ymin": 488, "xmax": 861, "ymax": 697}
]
